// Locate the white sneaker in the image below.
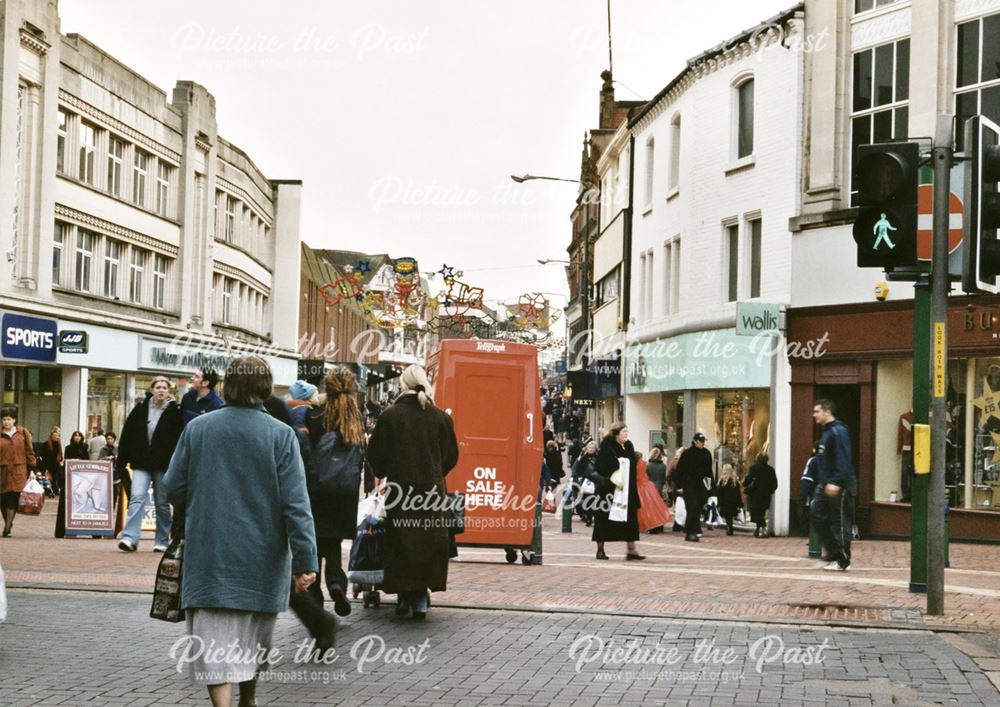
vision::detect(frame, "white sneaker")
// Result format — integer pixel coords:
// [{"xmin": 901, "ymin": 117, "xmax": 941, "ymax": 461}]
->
[
  {"xmin": 118, "ymin": 539, "xmax": 136, "ymax": 552},
  {"xmin": 823, "ymin": 561, "xmax": 847, "ymax": 572},
  {"xmin": 153, "ymin": 544, "xmax": 168, "ymax": 552}
]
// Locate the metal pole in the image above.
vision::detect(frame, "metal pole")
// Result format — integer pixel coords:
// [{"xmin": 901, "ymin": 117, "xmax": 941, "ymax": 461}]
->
[
  {"xmin": 910, "ymin": 278, "xmax": 929, "ymax": 593},
  {"xmin": 927, "ymin": 116, "xmax": 953, "ymax": 615}
]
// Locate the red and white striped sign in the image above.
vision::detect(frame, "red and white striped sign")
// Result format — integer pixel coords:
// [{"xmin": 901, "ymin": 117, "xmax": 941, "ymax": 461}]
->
[{"xmin": 917, "ymin": 184, "xmax": 963, "ymax": 261}]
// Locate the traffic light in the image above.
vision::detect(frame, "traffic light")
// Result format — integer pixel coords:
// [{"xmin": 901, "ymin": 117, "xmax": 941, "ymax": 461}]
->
[
  {"xmin": 852, "ymin": 142, "xmax": 920, "ymax": 269},
  {"xmin": 961, "ymin": 115, "xmax": 1000, "ymax": 293}
]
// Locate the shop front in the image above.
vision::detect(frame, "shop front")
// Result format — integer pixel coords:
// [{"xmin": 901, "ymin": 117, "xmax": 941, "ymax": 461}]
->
[
  {"xmin": 589, "ymin": 354, "xmax": 622, "ymax": 439},
  {"xmin": 787, "ymin": 296, "xmax": 1000, "ymax": 541},
  {"xmin": 624, "ymin": 328, "xmax": 776, "ymax": 481}
]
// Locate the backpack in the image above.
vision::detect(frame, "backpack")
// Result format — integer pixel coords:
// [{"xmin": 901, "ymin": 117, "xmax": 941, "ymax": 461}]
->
[{"xmin": 300, "ymin": 429, "xmax": 362, "ymax": 497}]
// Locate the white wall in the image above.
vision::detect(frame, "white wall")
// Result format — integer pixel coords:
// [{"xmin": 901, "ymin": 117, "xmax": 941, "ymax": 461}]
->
[{"xmin": 875, "ymin": 359, "xmax": 913, "ymax": 502}]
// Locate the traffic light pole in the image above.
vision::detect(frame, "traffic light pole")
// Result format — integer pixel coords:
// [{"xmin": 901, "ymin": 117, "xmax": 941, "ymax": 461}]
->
[
  {"xmin": 927, "ymin": 117, "xmax": 952, "ymax": 615},
  {"xmin": 909, "ymin": 277, "xmax": 929, "ymax": 594}
]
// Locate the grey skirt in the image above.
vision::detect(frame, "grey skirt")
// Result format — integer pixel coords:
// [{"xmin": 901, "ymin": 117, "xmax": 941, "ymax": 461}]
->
[{"xmin": 183, "ymin": 608, "xmax": 278, "ymax": 685}]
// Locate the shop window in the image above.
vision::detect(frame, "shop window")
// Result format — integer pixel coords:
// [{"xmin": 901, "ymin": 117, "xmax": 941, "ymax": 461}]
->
[
  {"xmin": 955, "ymin": 13, "xmax": 1000, "ymax": 151},
  {"xmin": 698, "ymin": 389, "xmax": 771, "ymax": 479}
]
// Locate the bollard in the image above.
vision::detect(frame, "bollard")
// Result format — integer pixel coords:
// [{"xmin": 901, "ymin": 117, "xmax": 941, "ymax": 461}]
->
[
  {"xmin": 561, "ymin": 483, "xmax": 573, "ymax": 533},
  {"xmin": 531, "ymin": 499, "xmax": 543, "ymax": 565}
]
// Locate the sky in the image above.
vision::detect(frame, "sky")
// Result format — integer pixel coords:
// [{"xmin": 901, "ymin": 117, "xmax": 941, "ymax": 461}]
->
[{"xmin": 59, "ymin": 0, "xmax": 789, "ymax": 309}]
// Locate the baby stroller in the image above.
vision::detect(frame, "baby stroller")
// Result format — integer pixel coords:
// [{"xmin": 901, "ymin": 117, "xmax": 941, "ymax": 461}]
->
[
  {"xmin": 32, "ymin": 471, "xmax": 55, "ymax": 499},
  {"xmin": 348, "ymin": 487, "xmax": 385, "ymax": 608}
]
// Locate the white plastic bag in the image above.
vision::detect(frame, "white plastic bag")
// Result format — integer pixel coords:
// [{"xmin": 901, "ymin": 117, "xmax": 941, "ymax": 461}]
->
[
  {"xmin": 609, "ymin": 487, "xmax": 628, "ymax": 522},
  {"xmin": 0, "ymin": 563, "xmax": 7, "ymax": 623},
  {"xmin": 356, "ymin": 492, "xmax": 386, "ymax": 526},
  {"xmin": 580, "ymin": 479, "xmax": 596, "ymax": 495},
  {"xmin": 673, "ymin": 496, "xmax": 687, "ymax": 526}
]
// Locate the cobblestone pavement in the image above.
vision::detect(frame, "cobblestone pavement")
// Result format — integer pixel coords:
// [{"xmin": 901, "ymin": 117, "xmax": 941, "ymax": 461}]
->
[
  {"xmin": 4, "ymin": 502, "xmax": 1000, "ymax": 632},
  {"xmin": 2, "ymin": 589, "xmax": 999, "ymax": 706}
]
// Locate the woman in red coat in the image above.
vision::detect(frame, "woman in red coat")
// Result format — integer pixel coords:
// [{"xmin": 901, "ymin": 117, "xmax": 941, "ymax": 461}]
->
[{"xmin": 0, "ymin": 406, "xmax": 37, "ymax": 537}]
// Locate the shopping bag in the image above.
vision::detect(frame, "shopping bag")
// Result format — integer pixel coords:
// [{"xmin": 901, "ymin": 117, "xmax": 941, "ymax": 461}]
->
[
  {"xmin": 609, "ymin": 487, "xmax": 628, "ymax": 522},
  {"xmin": 542, "ymin": 490, "xmax": 557, "ymax": 514},
  {"xmin": 17, "ymin": 479, "xmax": 45, "ymax": 515},
  {"xmin": 673, "ymin": 496, "xmax": 687, "ymax": 526},
  {"xmin": 580, "ymin": 479, "xmax": 596, "ymax": 495},
  {"xmin": 150, "ymin": 538, "xmax": 185, "ymax": 623},
  {"xmin": 348, "ymin": 516, "xmax": 384, "ymax": 586},
  {"xmin": 356, "ymin": 492, "xmax": 386, "ymax": 527},
  {"xmin": 610, "ymin": 458, "xmax": 630, "ymax": 489}
]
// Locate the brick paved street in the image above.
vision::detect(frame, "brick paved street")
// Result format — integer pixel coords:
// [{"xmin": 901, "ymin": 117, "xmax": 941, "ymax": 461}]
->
[{"xmin": 2, "ymin": 589, "xmax": 999, "ymax": 706}]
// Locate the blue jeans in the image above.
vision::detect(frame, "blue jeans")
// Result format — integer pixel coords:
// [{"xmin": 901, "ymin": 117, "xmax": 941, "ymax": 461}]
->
[{"xmin": 121, "ymin": 469, "xmax": 171, "ymax": 547}]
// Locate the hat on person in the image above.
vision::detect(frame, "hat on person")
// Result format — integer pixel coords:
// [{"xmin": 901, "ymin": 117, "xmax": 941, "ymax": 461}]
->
[
  {"xmin": 288, "ymin": 380, "xmax": 317, "ymax": 401},
  {"xmin": 692, "ymin": 432, "xmax": 707, "ymax": 443}
]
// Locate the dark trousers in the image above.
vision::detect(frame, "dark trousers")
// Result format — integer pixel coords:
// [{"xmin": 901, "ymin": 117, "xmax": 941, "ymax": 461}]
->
[
  {"xmin": 900, "ymin": 449, "xmax": 914, "ymax": 501},
  {"xmin": 810, "ymin": 485, "xmax": 855, "ymax": 566},
  {"xmin": 683, "ymin": 492, "xmax": 703, "ymax": 537},
  {"xmin": 289, "ymin": 538, "xmax": 344, "ymax": 634}
]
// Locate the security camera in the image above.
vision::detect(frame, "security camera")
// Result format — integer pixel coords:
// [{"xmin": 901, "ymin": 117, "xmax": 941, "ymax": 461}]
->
[{"xmin": 874, "ymin": 281, "xmax": 889, "ymax": 302}]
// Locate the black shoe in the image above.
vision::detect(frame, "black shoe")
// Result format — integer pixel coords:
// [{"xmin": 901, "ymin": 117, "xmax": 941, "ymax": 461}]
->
[
  {"xmin": 726, "ymin": 527, "xmax": 734, "ymax": 536},
  {"xmin": 596, "ymin": 549, "xmax": 609, "ymax": 560},
  {"xmin": 412, "ymin": 610, "xmax": 427, "ymax": 620},
  {"xmin": 753, "ymin": 528, "xmax": 760, "ymax": 538},
  {"xmin": 314, "ymin": 612, "xmax": 337, "ymax": 654},
  {"xmin": 625, "ymin": 553, "xmax": 646, "ymax": 561},
  {"xmin": 330, "ymin": 585, "xmax": 352, "ymax": 617},
  {"xmin": 395, "ymin": 598, "xmax": 411, "ymax": 617},
  {"xmin": 684, "ymin": 535, "xmax": 699, "ymax": 542},
  {"xmin": 2, "ymin": 528, "xmax": 10, "ymax": 538}
]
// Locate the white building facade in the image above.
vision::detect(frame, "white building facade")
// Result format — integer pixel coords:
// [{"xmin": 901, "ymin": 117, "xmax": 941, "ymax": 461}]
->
[
  {"xmin": 622, "ymin": 6, "xmax": 805, "ymax": 534},
  {"xmin": 0, "ymin": 0, "xmax": 301, "ymax": 440}
]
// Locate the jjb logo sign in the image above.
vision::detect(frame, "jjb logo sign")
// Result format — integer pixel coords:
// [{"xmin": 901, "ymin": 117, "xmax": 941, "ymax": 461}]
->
[
  {"xmin": 59, "ymin": 330, "xmax": 89, "ymax": 354},
  {"xmin": 1, "ymin": 312, "xmax": 57, "ymax": 362},
  {"xmin": 736, "ymin": 302, "xmax": 783, "ymax": 337}
]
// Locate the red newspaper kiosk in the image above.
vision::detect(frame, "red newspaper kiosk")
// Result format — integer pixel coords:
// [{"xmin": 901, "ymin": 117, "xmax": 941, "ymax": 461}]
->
[{"xmin": 428, "ymin": 339, "xmax": 543, "ymax": 554}]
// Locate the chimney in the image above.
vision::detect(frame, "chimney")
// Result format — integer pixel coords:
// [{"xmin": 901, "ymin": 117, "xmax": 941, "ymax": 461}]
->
[{"xmin": 599, "ymin": 70, "xmax": 615, "ymax": 129}]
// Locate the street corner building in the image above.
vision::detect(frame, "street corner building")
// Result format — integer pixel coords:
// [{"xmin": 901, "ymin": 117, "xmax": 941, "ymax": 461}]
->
[{"xmin": 0, "ymin": 0, "xmax": 302, "ymax": 438}]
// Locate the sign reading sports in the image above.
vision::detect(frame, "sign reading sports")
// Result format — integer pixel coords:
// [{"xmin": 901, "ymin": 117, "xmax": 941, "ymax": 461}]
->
[{"xmin": 1, "ymin": 312, "xmax": 57, "ymax": 363}]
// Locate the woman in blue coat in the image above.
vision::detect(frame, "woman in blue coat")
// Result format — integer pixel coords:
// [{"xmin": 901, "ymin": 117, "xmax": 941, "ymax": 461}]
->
[{"xmin": 164, "ymin": 356, "xmax": 318, "ymax": 707}]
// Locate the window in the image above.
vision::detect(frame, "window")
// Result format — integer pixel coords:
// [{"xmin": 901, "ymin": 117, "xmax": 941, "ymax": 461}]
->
[
  {"xmin": 725, "ymin": 223, "xmax": 739, "ymax": 302},
  {"xmin": 129, "ymin": 249, "xmax": 145, "ymax": 304},
  {"xmin": 736, "ymin": 79, "xmax": 755, "ymax": 159},
  {"xmin": 670, "ymin": 238, "xmax": 681, "ymax": 314},
  {"xmin": 156, "ymin": 162, "xmax": 171, "ymax": 217},
  {"xmin": 53, "ymin": 222, "xmax": 64, "ymax": 286},
  {"xmin": 668, "ymin": 114, "xmax": 681, "ymax": 191},
  {"xmin": 75, "ymin": 230, "xmax": 93, "ymax": 291},
  {"xmin": 749, "ymin": 218, "xmax": 762, "ymax": 299},
  {"xmin": 132, "ymin": 150, "xmax": 148, "ymax": 206},
  {"xmin": 103, "ymin": 240, "xmax": 121, "ymax": 299},
  {"xmin": 956, "ymin": 13, "xmax": 1000, "ymax": 151},
  {"xmin": 56, "ymin": 110, "xmax": 68, "ymax": 173},
  {"xmin": 854, "ymin": 0, "xmax": 901, "ymax": 13},
  {"xmin": 107, "ymin": 138, "xmax": 124, "ymax": 197},
  {"xmin": 851, "ymin": 38, "xmax": 910, "ymax": 201},
  {"xmin": 643, "ymin": 137, "xmax": 655, "ymax": 207},
  {"xmin": 78, "ymin": 122, "xmax": 97, "ymax": 185},
  {"xmin": 225, "ymin": 197, "xmax": 237, "ymax": 242},
  {"xmin": 594, "ymin": 268, "xmax": 620, "ymax": 308},
  {"xmin": 153, "ymin": 255, "xmax": 167, "ymax": 309},
  {"xmin": 222, "ymin": 279, "xmax": 234, "ymax": 324}
]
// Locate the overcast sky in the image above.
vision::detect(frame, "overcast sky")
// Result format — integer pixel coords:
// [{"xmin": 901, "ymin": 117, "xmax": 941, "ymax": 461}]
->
[{"xmin": 60, "ymin": 0, "xmax": 789, "ymax": 308}]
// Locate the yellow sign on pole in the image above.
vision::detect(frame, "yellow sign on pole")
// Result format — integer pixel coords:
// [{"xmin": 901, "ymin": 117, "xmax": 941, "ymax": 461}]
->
[
  {"xmin": 914, "ymin": 424, "xmax": 931, "ymax": 474},
  {"xmin": 933, "ymin": 323, "xmax": 945, "ymax": 398}
]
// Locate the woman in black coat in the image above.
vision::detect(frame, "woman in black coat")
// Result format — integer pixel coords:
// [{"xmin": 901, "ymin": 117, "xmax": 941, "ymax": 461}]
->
[
  {"xmin": 572, "ymin": 440, "xmax": 598, "ymax": 526},
  {"xmin": 367, "ymin": 365, "xmax": 459, "ymax": 619},
  {"xmin": 53, "ymin": 431, "xmax": 91, "ymax": 539},
  {"xmin": 591, "ymin": 422, "xmax": 644, "ymax": 561},
  {"xmin": 37, "ymin": 427, "xmax": 64, "ymax": 496},
  {"xmin": 544, "ymin": 441, "xmax": 564, "ymax": 489},
  {"xmin": 289, "ymin": 367, "xmax": 368, "ymax": 646},
  {"xmin": 743, "ymin": 454, "xmax": 778, "ymax": 538},
  {"xmin": 716, "ymin": 464, "xmax": 743, "ymax": 536}
]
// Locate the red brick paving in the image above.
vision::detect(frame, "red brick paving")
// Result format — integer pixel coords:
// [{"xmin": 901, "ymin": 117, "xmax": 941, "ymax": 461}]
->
[{"xmin": 4, "ymin": 502, "xmax": 999, "ymax": 632}]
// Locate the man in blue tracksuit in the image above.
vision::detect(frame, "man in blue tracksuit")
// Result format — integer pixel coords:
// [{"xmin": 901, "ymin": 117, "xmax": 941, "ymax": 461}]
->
[{"xmin": 811, "ymin": 399, "xmax": 857, "ymax": 571}]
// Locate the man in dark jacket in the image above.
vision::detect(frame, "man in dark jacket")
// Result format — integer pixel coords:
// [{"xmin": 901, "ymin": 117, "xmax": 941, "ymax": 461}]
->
[
  {"xmin": 116, "ymin": 378, "xmax": 183, "ymax": 552},
  {"xmin": 811, "ymin": 399, "xmax": 857, "ymax": 571},
  {"xmin": 675, "ymin": 432, "xmax": 713, "ymax": 542},
  {"xmin": 180, "ymin": 368, "xmax": 224, "ymax": 427}
]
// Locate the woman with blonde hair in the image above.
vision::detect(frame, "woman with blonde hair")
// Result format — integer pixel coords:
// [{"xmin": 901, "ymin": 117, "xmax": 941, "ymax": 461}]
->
[
  {"xmin": 717, "ymin": 463, "xmax": 743, "ymax": 536},
  {"xmin": 290, "ymin": 366, "xmax": 367, "ymax": 646},
  {"xmin": 367, "ymin": 364, "xmax": 458, "ymax": 619}
]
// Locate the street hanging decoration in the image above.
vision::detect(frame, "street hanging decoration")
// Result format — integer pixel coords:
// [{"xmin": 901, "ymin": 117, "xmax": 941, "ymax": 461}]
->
[{"xmin": 318, "ymin": 259, "xmax": 559, "ymax": 341}]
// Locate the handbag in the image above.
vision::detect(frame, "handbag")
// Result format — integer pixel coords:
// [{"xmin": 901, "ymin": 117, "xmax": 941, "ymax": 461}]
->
[
  {"xmin": 609, "ymin": 486, "xmax": 628, "ymax": 522},
  {"xmin": 446, "ymin": 491, "xmax": 465, "ymax": 534},
  {"xmin": 580, "ymin": 479, "xmax": 596, "ymax": 495},
  {"xmin": 150, "ymin": 537, "xmax": 185, "ymax": 623}
]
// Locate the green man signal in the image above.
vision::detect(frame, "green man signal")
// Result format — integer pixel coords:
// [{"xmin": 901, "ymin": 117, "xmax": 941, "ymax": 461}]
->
[
  {"xmin": 873, "ymin": 212, "xmax": 897, "ymax": 250},
  {"xmin": 852, "ymin": 142, "xmax": 919, "ymax": 269}
]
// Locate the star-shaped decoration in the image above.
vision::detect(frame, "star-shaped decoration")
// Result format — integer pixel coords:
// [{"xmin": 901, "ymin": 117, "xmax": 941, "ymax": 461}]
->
[
  {"xmin": 438, "ymin": 265, "xmax": 456, "ymax": 280},
  {"xmin": 972, "ymin": 380, "xmax": 1000, "ymax": 425},
  {"xmin": 356, "ymin": 260, "xmax": 372, "ymax": 274},
  {"xmin": 426, "ymin": 295, "xmax": 441, "ymax": 310},
  {"xmin": 342, "ymin": 264, "xmax": 354, "ymax": 274},
  {"xmin": 991, "ymin": 431, "xmax": 1000, "ymax": 465},
  {"xmin": 355, "ymin": 293, "xmax": 365, "ymax": 302}
]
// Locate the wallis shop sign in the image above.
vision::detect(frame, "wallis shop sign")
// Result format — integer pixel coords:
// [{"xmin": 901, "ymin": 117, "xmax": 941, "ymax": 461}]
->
[{"xmin": 736, "ymin": 302, "xmax": 783, "ymax": 337}]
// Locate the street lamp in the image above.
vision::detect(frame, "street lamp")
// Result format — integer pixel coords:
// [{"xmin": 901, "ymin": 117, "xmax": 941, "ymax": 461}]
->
[
  {"xmin": 538, "ymin": 258, "xmax": 571, "ymax": 265},
  {"xmin": 511, "ymin": 174, "xmax": 582, "ymax": 185}
]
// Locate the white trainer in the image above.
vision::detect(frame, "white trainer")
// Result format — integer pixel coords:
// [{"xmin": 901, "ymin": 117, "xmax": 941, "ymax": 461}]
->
[{"xmin": 822, "ymin": 561, "xmax": 847, "ymax": 572}]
